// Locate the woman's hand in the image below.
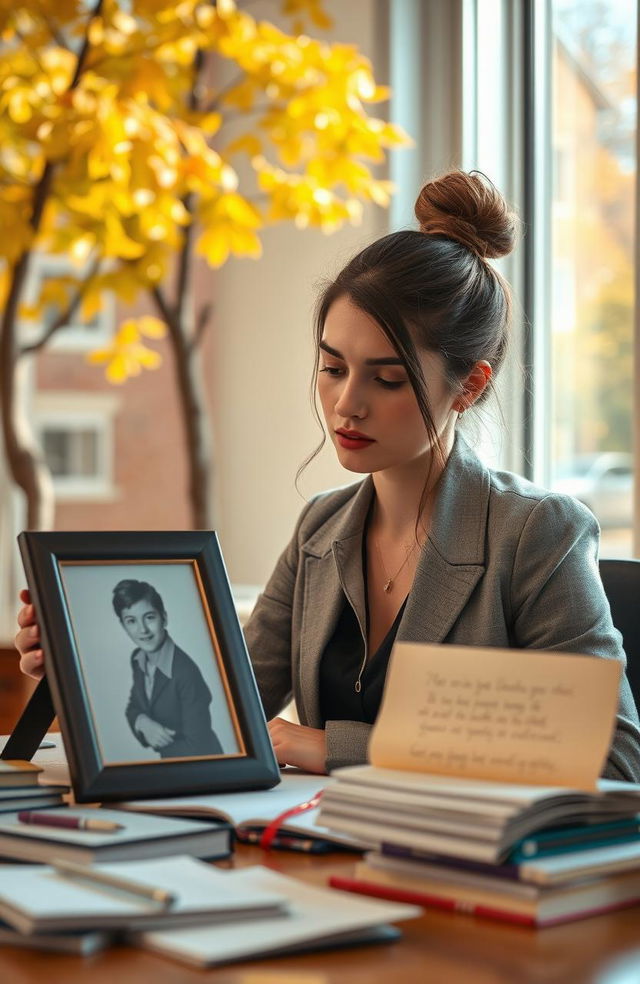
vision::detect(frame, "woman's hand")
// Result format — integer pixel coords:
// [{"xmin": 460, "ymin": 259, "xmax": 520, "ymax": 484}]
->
[
  {"xmin": 267, "ymin": 717, "xmax": 328, "ymax": 774},
  {"xmin": 15, "ymin": 589, "xmax": 45, "ymax": 681}
]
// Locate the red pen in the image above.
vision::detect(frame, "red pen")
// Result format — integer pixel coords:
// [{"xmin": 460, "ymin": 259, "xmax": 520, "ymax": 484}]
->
[{"xmin": 17, "ymin": 811, "xmax": 124, "ymax": 832}]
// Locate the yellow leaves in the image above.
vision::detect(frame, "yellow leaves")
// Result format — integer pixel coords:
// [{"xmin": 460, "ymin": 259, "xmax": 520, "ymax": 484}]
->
[
  {"xmin": 196, "ymin": 192, "xmax": 263, "ymax": 267},
  {"xmin": 137, "ymin": 315, "xmax": 167, "ymax": 339},
  {"xmin": 256, "ymin": 159, "xmax": 360, "ymax": 233},
  {"xmin": 282, "ymin": 0, "xmax": 333, "ymax": 34},
  {"xmin": 87, "ymin": 316, "xmax": 167, "ymax": 384},
  {"xmin": 224, "ymin": 133, "xmax": 262, "ymax": 158},
  {"xmin": 199, "ymin": 112, "xmax": 222, "ymax": 136},
  {"xmin": 4, "ymin": 85, "xmax": 37, "ymax": 124},
  {"xmin": 0, "ymin": 0, "xmax": 410, "ymax": 343}
]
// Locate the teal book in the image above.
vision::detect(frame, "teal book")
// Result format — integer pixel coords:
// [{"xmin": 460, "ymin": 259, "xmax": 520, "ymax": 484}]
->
[{"xmin": 509, "ymin": 817, "xmax": 640, "ymax": 862}]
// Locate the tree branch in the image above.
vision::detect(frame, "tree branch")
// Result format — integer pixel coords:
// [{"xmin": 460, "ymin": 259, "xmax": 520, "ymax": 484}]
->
[
  {"xmin": 220, "ymin": 102, "xmax": 281, "ymax": 123},
  {"xmin": 70, "ymin": 0, "xmax": 104, "ymax": 87},
  {"xmin": 150, "ymin": 284, "xmax": 176, "ymax": 332},
  {"xmin": 18, "ymin": 257, "xmax": 101, "ymax": 357},
  {"xmin": 12, "ymin": 26, "xmax": 49, "ymax": 75},
  {"xmin": 202, "ymin": 70, "xmax": 248, "ymax": 113},
  {"xmin": 192, "ymin": 302, "xmax": 213, "ymax": 352},
  {"xmin": 41, "ymin": 13, "xmax": 72, "ymax": 50}
]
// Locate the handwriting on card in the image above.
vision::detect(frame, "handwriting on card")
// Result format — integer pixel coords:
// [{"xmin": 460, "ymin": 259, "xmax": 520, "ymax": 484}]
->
[
  {"xmin": 369, "ymin": 643, "xmax": 622, "ymax": 790},
  {"xmin": 407, "ymin": 672, "xmax": 577, "ymax": 779}
]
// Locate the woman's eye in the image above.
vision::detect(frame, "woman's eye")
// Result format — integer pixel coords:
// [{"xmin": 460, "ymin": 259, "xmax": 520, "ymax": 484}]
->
[
  {"xmin": 319, "ymin": 365, "xmax": 344, "ymax": 377},
  {"xmin": 376, "ymin": 378, "xmax": 406, "ymax": 390}
]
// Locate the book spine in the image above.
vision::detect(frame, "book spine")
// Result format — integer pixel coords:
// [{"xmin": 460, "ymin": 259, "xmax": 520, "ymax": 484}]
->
[
  {"xmin": 511, "ymin": 829, "xmax": 640, "ymax": 862},
  {"xmin": 381, "ymin": 843, "xmax": 521, "ymax": 881},
  {"xmin": 328, "ymin": 875, "xmax": 536, "ymax": 927}
]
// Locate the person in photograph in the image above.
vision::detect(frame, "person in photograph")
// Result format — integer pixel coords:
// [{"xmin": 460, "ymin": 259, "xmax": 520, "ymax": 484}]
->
[
  {"xmin": 15, "ymin": 170, "xmax": 640, "ymax": 781},
  {"xmin": 113, "ymin": 578, "xmax": 223, "ymax": 759}
]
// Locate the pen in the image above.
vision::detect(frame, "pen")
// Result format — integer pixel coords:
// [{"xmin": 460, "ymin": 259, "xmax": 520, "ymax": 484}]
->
[
  {"xmin": 17, "ymin": 811, "xmax": 124, "ymax": 832},
  {"xmin": 51, "ymin": 858, "xmax": 176, "ymax": 909},
  {"xmin": 236, "ymin": 828, "xmax": 332, "ymax": 853}
]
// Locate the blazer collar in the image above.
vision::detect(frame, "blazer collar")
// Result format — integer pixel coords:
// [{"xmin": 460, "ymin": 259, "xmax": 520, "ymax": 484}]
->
[
  {"xmin": 296, "ymin": 436, "xmax": 491, "ymax": 725},
  {"xmin": 399, "ymin": 435, "xmax": 490, "ymax": 643},
  {"xmin": 428, "ymin": 433, "xmax": 491, "ymax": 565},
  {"xmin": 302, "ymin": 476, "xmax": 374, "ymax": 560}
]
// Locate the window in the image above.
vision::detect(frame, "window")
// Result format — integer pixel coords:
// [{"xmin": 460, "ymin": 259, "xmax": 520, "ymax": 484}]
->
[
  {"xmin": 33, "ymin": 394, "xmax": 119, "ymax": 500},
  {"xmin": 466, "ymin": 0, "xmax": 636, "ymax": 554},
  {"xmin": 42, "ymin": 428, "xmax": 99, "ymax": 479},
  {"xmin": 548, "ymin": 0, "xmax": 636, "ymax": 556}
]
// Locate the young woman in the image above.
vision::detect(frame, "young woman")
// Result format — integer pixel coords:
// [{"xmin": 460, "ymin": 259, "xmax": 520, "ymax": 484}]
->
[{"xmin": 15, "ymin": 171, "xmax": 640, "ymax": 780}]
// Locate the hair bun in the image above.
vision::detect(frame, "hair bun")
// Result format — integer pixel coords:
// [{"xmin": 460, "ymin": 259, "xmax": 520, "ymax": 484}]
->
[{"xmin": 414, "ymin": 170, "xmax": 519, "ymax": 260}]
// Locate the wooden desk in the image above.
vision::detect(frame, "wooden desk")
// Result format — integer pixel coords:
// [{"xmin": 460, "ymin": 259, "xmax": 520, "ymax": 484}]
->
[
  {"xmin": 0, "ymin": 843, "xmax": 640, "ymax": 984},
  {"xmin": 1, "ymin": 654, "xmax": 640, "ymax": 982}
]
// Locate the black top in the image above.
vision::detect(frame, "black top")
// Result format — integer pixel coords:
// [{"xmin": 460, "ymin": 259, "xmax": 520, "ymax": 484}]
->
[{"xmin": 318, "ymin": 594, "xmax": 407, "ymax": 726}]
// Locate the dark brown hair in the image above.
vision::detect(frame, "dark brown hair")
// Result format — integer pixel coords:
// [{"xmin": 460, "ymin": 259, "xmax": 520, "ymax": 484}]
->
[
  {"xmin": 112, "ymin": 579, "xmax": 166, "ymax": 622},
  {"xmin": 306, "ymin": 169, "xmax": 519, "ymax": 480}
]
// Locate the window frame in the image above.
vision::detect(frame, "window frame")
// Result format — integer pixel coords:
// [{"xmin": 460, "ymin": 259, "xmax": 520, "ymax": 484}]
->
[{"xmin": 32, "ymin": 394, "xmax": 119, "ymax": 501}]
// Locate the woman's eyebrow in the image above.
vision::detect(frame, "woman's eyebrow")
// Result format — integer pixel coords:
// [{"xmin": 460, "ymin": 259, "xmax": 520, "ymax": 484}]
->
[{"xmin": 319, "ymin": 340, "xmax": 404, "ymax": 366}]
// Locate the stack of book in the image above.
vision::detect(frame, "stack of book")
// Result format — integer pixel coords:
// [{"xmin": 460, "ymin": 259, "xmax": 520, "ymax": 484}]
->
[
  {"xmin": 317, "ymin": 641, "xmax": 640, "ymax": 927},
  {"xmin": 0, "ymin": 854, "xmax": 420, "ymax": 963},
  {"xmin": 321, "ymin": 765, "xmax": 640, "ymax": 926},
  {"xmin": 0, "ymin": 760, "xmax": 67, "ymax": 813}
]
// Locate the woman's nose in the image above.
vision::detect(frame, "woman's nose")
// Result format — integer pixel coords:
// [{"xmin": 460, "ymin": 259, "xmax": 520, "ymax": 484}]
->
[{"xmin": 334, "ymin": 377, "xmax": 368, "ymax": 420}]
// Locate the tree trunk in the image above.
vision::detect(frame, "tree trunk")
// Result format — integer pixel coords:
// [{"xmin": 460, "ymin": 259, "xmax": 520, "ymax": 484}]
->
[
  {"xmin": 0, "ymin": 255, "xmax": 55, "ymax": 531},
  {"xmin": 166, "ymin": 324, "xmax": 215, "ymax": 530}
]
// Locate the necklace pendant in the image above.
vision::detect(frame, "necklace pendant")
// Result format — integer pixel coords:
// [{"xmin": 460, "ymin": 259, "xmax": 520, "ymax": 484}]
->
[{"xmin": 383, "ymin": 579, "xmax": 393, "ymax": 593}]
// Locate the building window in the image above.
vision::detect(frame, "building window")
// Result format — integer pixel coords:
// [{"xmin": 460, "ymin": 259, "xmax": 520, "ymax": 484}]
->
[
  {"xmin": 33, "ymin": 395, "xmax": 119, "ymax": 500},
  {"xmin": 42, "ymin": 427, "xmax": 99, "ymax": 480}
]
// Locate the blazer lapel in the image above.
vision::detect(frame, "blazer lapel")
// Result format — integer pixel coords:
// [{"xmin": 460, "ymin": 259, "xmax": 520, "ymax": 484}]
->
[
  {"xmin": 297, "ymin": 478, "xmax": 374, "ymax": 727},
  {"xmin": 399, "ymin": 435, "xmax": 490, "ymax": 644},
  {"xmin": 149, "ymin": 667, "xmax": 171, "ymax": 707}
]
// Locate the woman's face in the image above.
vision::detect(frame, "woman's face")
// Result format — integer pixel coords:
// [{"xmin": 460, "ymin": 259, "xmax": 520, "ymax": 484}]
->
[
  {"xmin": 317, "ymin": 296, "xmax": 458, "ymax": 477},
  {"xmin": 120, "ymin": 599, "xmax": 167, "ymax": 653}
]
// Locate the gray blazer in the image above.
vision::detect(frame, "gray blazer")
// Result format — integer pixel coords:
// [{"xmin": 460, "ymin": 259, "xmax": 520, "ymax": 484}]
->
[{"xmin": 245, "ymin": 436, "xmax": 640, "ymax": 779}]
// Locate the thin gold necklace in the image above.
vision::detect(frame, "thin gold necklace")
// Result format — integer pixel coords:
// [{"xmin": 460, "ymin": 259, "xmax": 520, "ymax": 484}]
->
[{"xmin": 374, "ymin": 537, "xmax": 419, "ymax": 593}]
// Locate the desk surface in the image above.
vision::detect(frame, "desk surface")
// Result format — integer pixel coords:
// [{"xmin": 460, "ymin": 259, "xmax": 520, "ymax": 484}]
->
[{"xmin": 1, "ymin": 844, "xmax": 640, "ymax": 984}]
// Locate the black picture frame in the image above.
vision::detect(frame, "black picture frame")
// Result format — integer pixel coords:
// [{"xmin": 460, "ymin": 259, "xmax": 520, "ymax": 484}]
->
[{"xmin": 13, "ymin": 530, "xmax": 280, "ymax": 802}]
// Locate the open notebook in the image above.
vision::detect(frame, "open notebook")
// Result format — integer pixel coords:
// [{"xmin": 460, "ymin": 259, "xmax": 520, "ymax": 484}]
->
[{"xmin": 118, "ymin": 771, "xmax": 369, "ymax": 851}]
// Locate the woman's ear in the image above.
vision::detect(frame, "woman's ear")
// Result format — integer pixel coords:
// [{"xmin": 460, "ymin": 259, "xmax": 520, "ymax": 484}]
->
[{"xmin": 454, "ymin": 361, "xmax": 492, "ymax": 412}]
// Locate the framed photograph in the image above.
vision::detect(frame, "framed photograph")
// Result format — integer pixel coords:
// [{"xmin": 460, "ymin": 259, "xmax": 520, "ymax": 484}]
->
[{"xmin": 16, "ymin": 531, "xmax": 280, "ymax": 802}]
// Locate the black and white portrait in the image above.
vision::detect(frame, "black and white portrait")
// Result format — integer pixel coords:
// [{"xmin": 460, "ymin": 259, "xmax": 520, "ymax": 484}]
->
[{"xmin": 58, "ymin": 561, "xmax": 243, "ymax": 764}]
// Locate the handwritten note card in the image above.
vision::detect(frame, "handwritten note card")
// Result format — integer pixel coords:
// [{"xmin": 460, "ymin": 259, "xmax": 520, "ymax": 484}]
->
[{"xmin": 369, "ymin": 644, "xmax": 622, "ymax": 790}]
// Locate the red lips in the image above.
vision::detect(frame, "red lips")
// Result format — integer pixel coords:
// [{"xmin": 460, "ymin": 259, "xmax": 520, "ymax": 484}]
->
[
  {"xmin": 336, "ymin": 429, "xmax": 373, "ymax": 440},
  {"xmin": 335, "ymin": 429, "xmax": 375, "ymax": 451}
]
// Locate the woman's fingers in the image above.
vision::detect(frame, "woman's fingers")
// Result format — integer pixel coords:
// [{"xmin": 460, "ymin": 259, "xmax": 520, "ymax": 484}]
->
[
  {"xmin": 16, "ymin": 604, "xmax": 36, "ymax": 630},
  {"xmin": 19, "ymin": 650, "xmax": 44, "ymax": 681},
  {"xmin": 15, "ymin": 620, "xmax": 40, "ymax": 657},
  {"xmin": 15, "ymin": 592, "xmax": 44, "ymax": 680}
]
